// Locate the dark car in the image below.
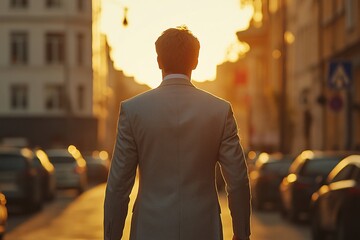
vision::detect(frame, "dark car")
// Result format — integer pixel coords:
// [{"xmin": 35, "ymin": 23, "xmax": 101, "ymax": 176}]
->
[
  {"xmin": 33, "ymin": 149, "xmax": 56, "ymax": 200},
  {"xmin": 311, "ymin": 155, "xmax": 360, "ymax": 240},
  {"xmin": 250, "ymin": 153, "xmax": 294, "ymax": 210},
  {"xmin": 279, "ymin": 150, "xmax": 351, "ymax": 221},
  {"xmin": 0, "ymin": 148, "xmax": 43, "ymax": 212},
  {"xmin": 47, "ymin": 146, "xmax": 87, "ymax": 193},
  {"xmin": 0, "ymin": 192, "xmax": 7, "ymax": 240},
  {"xmin": 83, "ymin": 151, "xmax": 110, "ymax": 183}
]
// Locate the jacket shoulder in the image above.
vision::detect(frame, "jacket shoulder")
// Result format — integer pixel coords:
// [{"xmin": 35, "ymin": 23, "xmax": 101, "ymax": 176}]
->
[
  {"xmin": 121, "ymin": 86, "xmax": 231, "ymax": 111},
  {"xmin": 194, "ymin": 87, "xmax": 231, "ymax": 109},
  {"xmin": 121, "ymin": 89, "xmax": 156, "ymax": 106}
]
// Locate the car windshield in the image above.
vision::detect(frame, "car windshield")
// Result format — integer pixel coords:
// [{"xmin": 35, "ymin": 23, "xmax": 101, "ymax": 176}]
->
[
  {"xmin": 48, "ymin": 156, "xmax": 75, "ymax": 164},
  {"xmin": 262, "ymin": 161, "xmax": 292, "ymax": 175},
  {"xmin": 85, "ymin": 156, "xmax": 103, "ymax": 163},
  {"xmin": 0, "ymin": 154, "xmax": 26, "ymax": 170},
  {"xmin": 302, "ymin": 157, "xmax": 343, "ymax": 176},
  {"xmin": 32, "ymin": 157, "xmax": 41, "ymax": 166}
]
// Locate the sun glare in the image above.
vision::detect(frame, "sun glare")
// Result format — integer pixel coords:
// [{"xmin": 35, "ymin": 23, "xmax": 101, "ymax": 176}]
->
[{"xmin": 101, "ymin": 0, "xmax": 253, "ymax": 88}]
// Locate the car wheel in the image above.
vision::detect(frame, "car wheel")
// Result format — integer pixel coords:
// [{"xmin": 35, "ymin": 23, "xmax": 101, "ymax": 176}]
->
[
  {"xmin": 24, "ymin": 199, "xmax": 39, "ymax": 213},
  {"xmin": 336, "ymin": 212, "xmax": 356, "ymax": 240},
  {"xmin": 47, "ymin": 191, "xmax": 56, "ymax": 201},
  {"xmin": 288, "ymin": 205, "xmax": 299, "ymax": 222},
  {"xmin": 77, "ymin": 186, "xmax": 84, "ymax": 195},
  {"xmin": 311, "ymin": 210, "xmax": 326, "ymax": 240},
  {"xmin": 30, "ymin": 197, "xmax": 43, "ymax": 212},
  {"xmin": 279, "ymin": 200, "xmax": 287, "ymax": 218},
  {"xmin": 35, "ymin": 186, "xmax": 44, "ymax": 210},
  {"xmin": 24, "ymin": 193, "xmax": 42, "ymax": 213}
]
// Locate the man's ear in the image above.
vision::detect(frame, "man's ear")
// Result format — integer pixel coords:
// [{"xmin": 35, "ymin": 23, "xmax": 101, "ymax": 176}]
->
[{"xmin": 157, "ymin": 56, "xmax": 163, "ymax": 70}]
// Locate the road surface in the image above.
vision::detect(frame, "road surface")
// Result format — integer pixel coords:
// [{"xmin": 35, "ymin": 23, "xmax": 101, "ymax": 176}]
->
[{"xmin": 5, "ymin": 182, "xmax": 311, "ymax": 240}]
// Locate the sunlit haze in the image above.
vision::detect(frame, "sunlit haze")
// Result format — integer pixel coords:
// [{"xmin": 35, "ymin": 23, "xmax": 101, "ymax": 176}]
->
[{"xmin": 101, "ymin": 0, "xmax": 254, "ymax": 88}]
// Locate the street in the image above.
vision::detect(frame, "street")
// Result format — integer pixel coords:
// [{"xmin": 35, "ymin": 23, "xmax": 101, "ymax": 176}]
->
[
  {"xmin": 4, "ymin": 181, "xmax": 311, "ymax": 240},
  {"xmin": 1, "ymin": 0, "xmax": 359, "ymax": 239}
]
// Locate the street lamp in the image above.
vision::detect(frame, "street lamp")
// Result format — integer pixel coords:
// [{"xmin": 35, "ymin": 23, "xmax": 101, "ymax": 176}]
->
[
  {"xmin": 106, "ymin": 0, "xmax": 129, "ymax": 27},
  {"xmin": 122, "ymin": 7, "xmax": 128, "ymax": 26}
]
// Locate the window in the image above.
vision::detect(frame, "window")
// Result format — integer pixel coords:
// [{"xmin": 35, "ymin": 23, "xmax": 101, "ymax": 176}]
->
[
  {"xmin": 301, "ymin": 158, "xmax": 342, "ymax": 177},
  {"xmin": 269, "ymin": 0, "xmax": 279, "ymax": 13},
  {"xmin": 354, "ymin": 167, "xmax": 360, "ymax": 181},
  {"xmin": 45, "ymin": 85, "xmax": 64, "ymax": 110},
  {"xmin": 345, "ymin": 0, "xmax": 356, "ymax": 31},
  {"xmin": 331, "ymin": 165, "xmax": 354, "ymax": 183},
  {"xmin": 45, "ymin": 33, "xmax": 65, "ymax": 64},
  {"xmin": 10, "ymin": 84, "xmax": 28, "ymax": 109},
  {"xmin": 77, "ymin": 0, "xmax": 84, "ymax": 11},
  {"xmin": 77, "ymin": 85, "xmax": 85, "ymax": 110},
  {"xmin": 0, "ymin": 155, "xmax": 26, "ymax": 170},
  {"xmin": 10, "ymin": 0, "xmax": 28, "ymax": 8},
  {"xmin": 76, "ymin": 33, "xmax": 84, "ymax": 65},
  {"xmin": 322, "ymin": 0, "xmax": 334, "ymax": 24},
  {"xmin": 48, "ymin": 156, "xmax": 75, "ymax": 164},
  {"xmin": 46, "ymin": 0, "xmax": 61, "ymax": 8},
  {"xmin": 10, "ymin": 32, "xmax": 28, "ymax": 64}
]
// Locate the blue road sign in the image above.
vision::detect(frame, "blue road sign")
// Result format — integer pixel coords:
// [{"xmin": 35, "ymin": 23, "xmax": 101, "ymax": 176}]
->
[{"xmin": 328, "ymin": 61, "xmax": 352, "ymax": 89}]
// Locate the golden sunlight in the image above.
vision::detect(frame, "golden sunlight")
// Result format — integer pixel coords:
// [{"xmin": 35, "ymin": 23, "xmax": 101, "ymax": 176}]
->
[{"xmin": 101, "ymin": 0, "xmax": 254, "ymax": 88}]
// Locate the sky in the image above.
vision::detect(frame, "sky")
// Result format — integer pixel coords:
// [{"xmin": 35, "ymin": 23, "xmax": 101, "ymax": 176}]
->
[{"xmin": 100, "ymin": 0, "xmax": 254, "ymax": 88}]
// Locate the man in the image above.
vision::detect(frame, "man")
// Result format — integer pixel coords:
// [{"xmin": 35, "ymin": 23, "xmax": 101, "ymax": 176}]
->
[{"xmin": 104, "ymin": 26, "xmax": 251, "ymax": 240}]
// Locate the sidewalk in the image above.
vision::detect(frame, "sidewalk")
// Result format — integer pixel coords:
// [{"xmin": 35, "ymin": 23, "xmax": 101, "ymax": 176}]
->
[{"xmin": 6, "ymin": 182, "xmax": 234, "ymax": 240}]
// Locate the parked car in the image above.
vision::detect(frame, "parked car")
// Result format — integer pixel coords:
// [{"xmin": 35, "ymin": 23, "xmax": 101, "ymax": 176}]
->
[
  {"xmin": 311, "ymin": 155, "xmax": 360, "ymax": 240},
  {"xmin": 46, "ymin": 146, "xmax": 87, "ymax": 194},
  {"xmin": 0, "ymin": 148, "xmax": 43, "ymax": 212},
  {"xmin": 246, "ymin": 150, "xmax": 262, "ymax": 172},
  {"xmin": 279, "ymin": 150, "xmax": 351, "ymax": 221},
  {"xmin": 33, "ymin": 149, "xmax": 56, "ymax": 200},
  {"xmin": 250, "ymin": 153, "xmax": 294, "ymax": 210},
  {"xmin": 83, "ymin": 151, "xmax": 110, "ymax": 183},
  {"xmin": 0, "ymin": 192, "xmax": 7, "ymax": 240}
]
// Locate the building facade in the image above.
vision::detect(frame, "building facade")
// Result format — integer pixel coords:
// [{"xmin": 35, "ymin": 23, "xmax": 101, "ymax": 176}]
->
[
  {"xmin": 288, "ymin": 0, "xmax": 360, "ymax": 151},
  {"xmin": 0, "ymin": 0, "xmax": 97, "ymax": 150},
  {"xmin": 236, "ymin": 23, "xmax": 280, "ymax": 152},
  {"xmin": 318, "ymin": 0, "xmax": 360, "ymax": 150},
  {"xmin": 234, "ymin": 0, "xmax": 360, "ymax": 153}
]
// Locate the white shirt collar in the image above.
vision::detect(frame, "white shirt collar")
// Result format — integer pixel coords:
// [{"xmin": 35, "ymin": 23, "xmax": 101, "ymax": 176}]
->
[{"xmin": 163, "ymin": 74, "xmax": 189, "ymax": 81}]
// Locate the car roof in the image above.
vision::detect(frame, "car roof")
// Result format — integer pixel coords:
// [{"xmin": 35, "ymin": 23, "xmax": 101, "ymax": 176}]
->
[
  {"xmin": 327, "ymin": 155, "xmax": 360, "ymax": 181},
  {"xmin": 297, "ymin": 150, "xmax": 358, "ymax": 160},
  {"xmin": 340, "ymin": 155, "xmax": 360, "ymax": 167},
  {"xmin": 255, "ymin": 152, "xmax": 294, "ymax": 168}
]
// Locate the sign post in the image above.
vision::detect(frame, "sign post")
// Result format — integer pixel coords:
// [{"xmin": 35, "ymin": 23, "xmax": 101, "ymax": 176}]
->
[
  {"xmin": 327, "ymin": 60, "xmax": 353, "ymax": 150},
  {"xmin": 328, "ymin": 61, "xmax": 352, "ymax": 89}
]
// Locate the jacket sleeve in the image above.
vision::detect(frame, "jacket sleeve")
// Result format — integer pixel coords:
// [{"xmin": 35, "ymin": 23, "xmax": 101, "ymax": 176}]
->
[
  {"xmin": 218, "ymin": 104, "xmax": 251, "ymax": 240},
  {"xmin": 104, "ymin": 102, "xmax": 138, "ymax": 240}
]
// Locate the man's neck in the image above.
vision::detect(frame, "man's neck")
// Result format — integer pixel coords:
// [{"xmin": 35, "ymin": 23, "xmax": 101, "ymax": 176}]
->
[
  {"xmin": 162, "ymin": 71, "xmax": 191, "ymax": 80},
  {"xmin": 163, "ymin": 74, "xmax": 190, "ymax": 81}
]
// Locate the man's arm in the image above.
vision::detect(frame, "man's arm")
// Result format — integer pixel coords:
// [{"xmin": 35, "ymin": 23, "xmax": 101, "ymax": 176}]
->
[
  {"xmin": 218, "ymin": 104, "xmax": 251, "ymax": 240},
  {"xmin": 104, "ymin": 102, "xmax": 138, "ymax": 240}
]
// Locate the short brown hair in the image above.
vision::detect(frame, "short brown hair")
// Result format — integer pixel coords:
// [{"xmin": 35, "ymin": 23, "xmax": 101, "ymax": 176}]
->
[{"xmin": 155, "ymin": 26, "xmax": 200, "ymax": 74}]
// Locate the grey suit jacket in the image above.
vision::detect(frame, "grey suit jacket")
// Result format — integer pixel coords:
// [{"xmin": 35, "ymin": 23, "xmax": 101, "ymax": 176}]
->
[{"xmin": 104, "ymin": 78, "xmax": 251, "ymax": 240}]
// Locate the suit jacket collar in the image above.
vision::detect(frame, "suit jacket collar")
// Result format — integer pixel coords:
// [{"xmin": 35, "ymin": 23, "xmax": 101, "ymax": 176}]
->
[{"xmin": 158, "ymin": 78, "xmax": 195, "ymax": 88}]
